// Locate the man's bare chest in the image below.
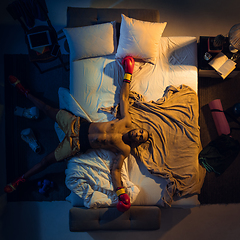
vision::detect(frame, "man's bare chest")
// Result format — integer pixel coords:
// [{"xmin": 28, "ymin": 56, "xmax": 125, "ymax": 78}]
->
[
  {"xmin": 88, "ymin": 132, "xmax": 123, "ymax": 150},
  {"xmin": 89, "ymin": 120, "xmax": 125, "ymax": 134},
  {"xmin": 87, "ymin": 120, "xmax": 131, "ymax": 152}
]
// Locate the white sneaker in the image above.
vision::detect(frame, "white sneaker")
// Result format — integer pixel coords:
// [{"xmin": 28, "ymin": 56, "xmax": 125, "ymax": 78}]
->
[
  {"xmin": 14, "ymin": 106, "xmax": 39, "ymax": 119},
  {"xmin": 21, "ymin": 128, "xmax": 41, "ymax": 153}
]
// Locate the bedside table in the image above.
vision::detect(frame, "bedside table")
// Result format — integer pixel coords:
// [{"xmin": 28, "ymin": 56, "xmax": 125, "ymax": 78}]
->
[{"xmin": 198, "ymin": 36, "xmax": 240, "ymax": 78}]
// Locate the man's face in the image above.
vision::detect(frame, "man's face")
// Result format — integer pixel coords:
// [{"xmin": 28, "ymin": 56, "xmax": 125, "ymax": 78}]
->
[{"xmin": 128, "ymin": 129, "xmax": 149, "ymax": 143}]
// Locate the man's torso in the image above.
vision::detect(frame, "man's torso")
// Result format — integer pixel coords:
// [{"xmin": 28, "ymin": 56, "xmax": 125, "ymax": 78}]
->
[{"xmin": 88, "ymin": 119, "xmax": 131, "ymax": 154}]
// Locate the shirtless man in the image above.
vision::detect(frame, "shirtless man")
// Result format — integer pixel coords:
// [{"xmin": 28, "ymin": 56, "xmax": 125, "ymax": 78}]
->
[{"xmin": 4, "ymin": 56, "xmax": 149, "ymax": 212}]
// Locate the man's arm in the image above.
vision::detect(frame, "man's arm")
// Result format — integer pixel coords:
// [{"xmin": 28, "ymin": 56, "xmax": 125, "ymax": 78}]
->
[
  {"xmin": 111, "ymin": 151, "xmax": 131, "ymax": 212},
  {"xmin": 112, "ymin": 56, "xmax": 134, "ymax": 212},
  {"xmin": 119, "ymin": 81, "xmax": 130, "ymax": 120},
  {"xmin": 119, "ymin": 56, "xmax": 135, "ymax": 126},
  {"xmin": 111, "ymin": 152, "xmax": 129, "ymax": 190}
]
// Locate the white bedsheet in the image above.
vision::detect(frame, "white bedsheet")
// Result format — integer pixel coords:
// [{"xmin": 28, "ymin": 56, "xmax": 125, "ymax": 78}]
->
[
  {"xmin": 70, "ymin": 37, "xmax": 198, "ymax": 116},
  {"xmin": 60, "ymin": 37, "xmax": 199, "ymax": 208}
]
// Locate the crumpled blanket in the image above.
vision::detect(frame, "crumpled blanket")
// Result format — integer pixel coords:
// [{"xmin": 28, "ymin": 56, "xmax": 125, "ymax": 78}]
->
[
  {"xmin": 65, "ymin": 149, "xmax": 140, "ymax": 209},
  {"xmin": 102, "ymin": 84, "xmax": 206, "ymax": 206}
]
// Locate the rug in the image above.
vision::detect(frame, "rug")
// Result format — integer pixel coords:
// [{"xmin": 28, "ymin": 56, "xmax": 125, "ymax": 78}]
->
[
  {"xmin": 198, "ymin": 73, "xmax": 240, "ymax": 204},
  {"xmin": 4, "ymin": 54, "xmax": 71, "ymax": 201}
]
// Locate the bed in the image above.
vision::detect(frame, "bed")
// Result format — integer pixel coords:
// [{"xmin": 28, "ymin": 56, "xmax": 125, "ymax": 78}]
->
[{"xmin": 56, "ymin": 7, "xmax": 206, "ymax": 231}]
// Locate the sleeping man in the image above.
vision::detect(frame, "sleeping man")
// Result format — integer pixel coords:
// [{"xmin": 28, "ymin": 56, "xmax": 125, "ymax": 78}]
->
[{"xmin": 4, "ymin": 56, "xmax": 149, "ymax": 212}]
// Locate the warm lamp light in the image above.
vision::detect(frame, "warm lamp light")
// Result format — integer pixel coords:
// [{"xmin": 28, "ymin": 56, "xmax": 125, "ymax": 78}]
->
[{"xmin": 229, "ymin": 23, "xmax": 240, "ymax": 53}]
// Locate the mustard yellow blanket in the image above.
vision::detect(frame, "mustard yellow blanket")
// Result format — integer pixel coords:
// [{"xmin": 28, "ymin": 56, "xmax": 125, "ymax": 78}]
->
[{"xmin": 128, "ymin": 85, "xmax": 206, "ymax": 206}]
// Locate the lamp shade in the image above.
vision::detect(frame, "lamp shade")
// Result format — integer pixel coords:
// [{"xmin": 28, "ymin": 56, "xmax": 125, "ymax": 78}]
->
[{"xmin": 229, "ymin": 23, "xmax": 240, "ymax": 50}]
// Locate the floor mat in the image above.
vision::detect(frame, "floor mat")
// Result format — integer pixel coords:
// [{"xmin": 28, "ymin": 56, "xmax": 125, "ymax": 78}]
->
[{"xmin": 4, "ymin": 54, "xmax": 71, "ymax": 201}]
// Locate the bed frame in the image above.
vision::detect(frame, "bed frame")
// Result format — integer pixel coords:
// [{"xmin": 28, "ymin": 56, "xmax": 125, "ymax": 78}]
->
[{"xmin": 65, "ymin": 7, "xmax": 163, "ymax": 231}]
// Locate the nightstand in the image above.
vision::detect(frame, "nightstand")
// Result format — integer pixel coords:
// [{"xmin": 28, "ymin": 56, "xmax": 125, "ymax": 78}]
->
[{"xmin": 198, "ymin": 36, "xmax": 240, "ymax": 78}]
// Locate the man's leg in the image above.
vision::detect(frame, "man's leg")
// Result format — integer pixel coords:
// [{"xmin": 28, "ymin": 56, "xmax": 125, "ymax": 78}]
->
[
  {"xmin": 23, "ymin": 151, "xmax": 58, "ymax": 179},
  {"xmin": 9, "ymin": 75, "xmax": 59, "ymax": 121},
  {"xmin": 5, "ymin": 76, "xmax": 61, "ymax": 193},
  {"xmin": 27, "ymin": 93, "xmax": 59, "ymax": 122},
  {"xmin": 4, "ymin": 151, "xmax": 58, "ymax": 193}
]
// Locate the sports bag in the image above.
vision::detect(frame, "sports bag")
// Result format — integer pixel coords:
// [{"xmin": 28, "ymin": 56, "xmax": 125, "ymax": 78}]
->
[{"xmin": 199, "ymin": 134, "xmax": 240, "ymax": 175}]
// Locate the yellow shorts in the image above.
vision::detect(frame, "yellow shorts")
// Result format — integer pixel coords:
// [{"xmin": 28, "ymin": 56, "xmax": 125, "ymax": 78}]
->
[{"xmin": 54, "ymin": 110, "xmax": 81, "ymax": 161}]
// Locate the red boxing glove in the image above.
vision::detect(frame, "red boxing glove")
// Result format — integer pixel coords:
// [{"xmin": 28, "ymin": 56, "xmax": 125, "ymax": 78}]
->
[
  {"xmin": 122, "ymin": 56, "xmax": 135, "ymax": 74},
  {"xmin": 116, "ymin": 187, "xmax": 131, "ymax": 212},
  {"xmin": 122, "ymin": 56, "xmax": 135, "ymax": 83}
]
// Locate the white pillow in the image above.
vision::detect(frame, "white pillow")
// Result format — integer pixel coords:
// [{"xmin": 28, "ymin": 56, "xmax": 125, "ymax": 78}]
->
[
  {"xmin": 116, "ymin": 14, "xmax": 167, "ymax": 64},
  {"xmin": 63, "ymin": 22, "xmax": 117, "ymax": 61}
]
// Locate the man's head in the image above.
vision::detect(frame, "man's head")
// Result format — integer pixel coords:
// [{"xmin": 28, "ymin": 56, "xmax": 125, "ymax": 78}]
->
[{"xmin": 128, "ymin": 128, "xmax": 149, "ymax": 144}]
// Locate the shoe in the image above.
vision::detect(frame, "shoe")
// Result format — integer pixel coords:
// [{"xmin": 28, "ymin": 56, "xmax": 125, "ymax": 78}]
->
[
  {"xmin": 9, "ymin": 75, "xmax": 29, "ymax": 97},
  {"xmin": 14, "ymin": 106, "xmax": 39, "ymax": 119},
  {"xmin": 21, "ymin": 128, "xmax": 41, "ymax": 153},
  {"xmin": 4, "ymin": 175, "xmax": 26, "ymax": 193}
]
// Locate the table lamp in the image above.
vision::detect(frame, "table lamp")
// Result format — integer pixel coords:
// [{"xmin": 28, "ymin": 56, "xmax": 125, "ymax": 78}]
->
[{"xmin": 229, "ymin": 23, "xmax": 240, "ymax": 53}]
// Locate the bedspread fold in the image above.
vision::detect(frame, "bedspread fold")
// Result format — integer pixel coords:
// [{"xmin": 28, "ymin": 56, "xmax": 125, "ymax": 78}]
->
[
  {"xmin": 102, "ymin": 84, "xmax": 206, "ymax": 206},
  {"xmin": 127, "ymin": 85, "xmax": 205, "ymax": 206}
]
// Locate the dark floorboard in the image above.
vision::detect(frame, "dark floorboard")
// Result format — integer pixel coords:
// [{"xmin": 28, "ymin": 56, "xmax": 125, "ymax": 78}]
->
[{"xmin": 4, "ymin": 54, "xmax": 70, "ymax": 201}]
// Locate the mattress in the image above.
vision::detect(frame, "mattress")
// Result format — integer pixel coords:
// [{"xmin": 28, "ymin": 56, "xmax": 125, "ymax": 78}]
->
[
  {"xmin": 70, "ymin": 37, "xmax": 198, "ymax": 118},
  {"xmin": 57, "ymin": 36, "xmax": 201, "ymax": 208}
]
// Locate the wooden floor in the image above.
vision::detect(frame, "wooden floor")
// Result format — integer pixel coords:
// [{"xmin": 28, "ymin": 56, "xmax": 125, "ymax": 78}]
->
[
  {"xmin": 198, "ymin": 73, "xmax": 240, "ymax": 204},
  {"xmin": 4, "ymin": 54, "xmax": 70, "ymax": 202}
]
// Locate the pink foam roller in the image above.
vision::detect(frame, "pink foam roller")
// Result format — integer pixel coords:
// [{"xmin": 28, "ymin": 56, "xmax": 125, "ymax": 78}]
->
[{"xmin": 208, "ymin": 99, "xmax": 230, "ymax": 136}]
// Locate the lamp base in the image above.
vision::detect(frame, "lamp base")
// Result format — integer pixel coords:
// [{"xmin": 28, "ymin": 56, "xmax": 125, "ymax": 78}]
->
[{"xmin": 229, "ymin": 44, "xmax": 238, "ymax": 53}]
